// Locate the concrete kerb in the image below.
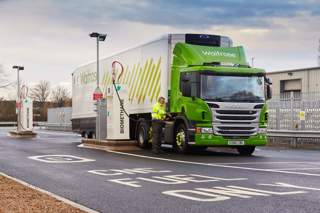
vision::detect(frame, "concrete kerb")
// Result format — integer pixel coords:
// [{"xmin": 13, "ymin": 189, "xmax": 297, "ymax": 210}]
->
[
  {"xmin": 0, "ymin": 172, "xmax": 99, "ymax": 213},
  {"xmin": 8, "ymin": 130, "xmax": 37, "ymax": 138},
  {"xmin": 81, "ymin": 138, "xmax": 141, "ymax": 151}
]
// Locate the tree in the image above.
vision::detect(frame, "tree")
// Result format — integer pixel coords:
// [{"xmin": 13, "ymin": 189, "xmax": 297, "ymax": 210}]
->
[
  {"xmin": 29, "ymin": 81, "xmax": 51, "ymax": 121},
  {"xmin": 30, "ymin": 80, "xmax": 51, "ymax": 103},
  {"xmin": 51, "ymin": 86, "xmax": 71, "ymax": 107}
]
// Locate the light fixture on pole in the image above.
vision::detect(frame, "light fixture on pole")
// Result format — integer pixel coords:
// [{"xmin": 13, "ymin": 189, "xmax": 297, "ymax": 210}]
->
[
  {"xmin": 12, "ymin": 65, "xmax": 24, "ymax": 132},
  {"xmin": 90, "ymin": 32, "xmax": 107, "ymax": 141}
]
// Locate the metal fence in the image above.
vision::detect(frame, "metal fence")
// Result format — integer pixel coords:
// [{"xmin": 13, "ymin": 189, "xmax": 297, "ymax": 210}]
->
[{"xmin": 268, "ymin": 91, "xmax": 320, "ymax": 130}]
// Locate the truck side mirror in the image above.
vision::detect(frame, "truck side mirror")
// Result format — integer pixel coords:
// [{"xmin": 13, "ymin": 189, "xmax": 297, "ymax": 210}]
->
[
  {"xmin": 266, "ymin": 85, "xmax": 272, "ymax": 100},
  {"xmin": 266, "ymin": 77, "xmax": 272, "ymax": 85}
]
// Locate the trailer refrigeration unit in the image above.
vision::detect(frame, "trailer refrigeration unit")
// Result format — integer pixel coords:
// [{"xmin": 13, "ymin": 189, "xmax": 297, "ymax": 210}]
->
[{"xmin": 72, "ymin": 34, "xmax": 272, "ymax": 155}]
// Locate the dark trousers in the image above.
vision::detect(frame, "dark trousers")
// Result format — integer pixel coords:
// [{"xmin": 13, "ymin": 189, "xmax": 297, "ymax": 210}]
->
[{"xmin": 152, "ymin": 120, "xmax": 164, "ymax": 151}]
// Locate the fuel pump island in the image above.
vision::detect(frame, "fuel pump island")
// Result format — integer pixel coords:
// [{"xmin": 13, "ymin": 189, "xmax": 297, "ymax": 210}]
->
[
  {"xmin": 9, "ymin": 66, "xmax": 36, "ymax": 138},
  {"xmin": 72, "ymin": 34, "xmax": 272, "ymax": 155}
]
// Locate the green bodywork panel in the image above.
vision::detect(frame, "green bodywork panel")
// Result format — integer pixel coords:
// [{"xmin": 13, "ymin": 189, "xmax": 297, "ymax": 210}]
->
[
  {"xmin": 173, "ymin": 43, "xmax": 249, "ymax": 66},
  {"xmin": 169, "ymin": 42, "xmax": 268, "ymax": 146},
  {"xmin": 194, "ymin": 133, "xmax": 267, "ymax": 146}
]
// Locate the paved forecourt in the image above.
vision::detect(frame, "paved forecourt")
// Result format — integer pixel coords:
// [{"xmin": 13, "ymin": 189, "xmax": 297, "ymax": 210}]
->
[{"xmin": 0, "ymin": 128, "xmax": 320, "ymax": 213}]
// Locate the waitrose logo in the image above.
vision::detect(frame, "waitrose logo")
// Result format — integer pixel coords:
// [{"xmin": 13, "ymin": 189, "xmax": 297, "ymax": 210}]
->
[
  {"xmin": 75, "ymin": 71, "xmax": 96, "ymax": 85},
  {"xmin": 201, "ymin": 50, "xmax": 236, "ymax": 58}
]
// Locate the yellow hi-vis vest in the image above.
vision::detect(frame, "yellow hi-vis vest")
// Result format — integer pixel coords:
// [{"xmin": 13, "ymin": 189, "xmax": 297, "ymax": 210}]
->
[{"xmin": 152, "ymin": 102, "xmax": 166, "ymax": 120}]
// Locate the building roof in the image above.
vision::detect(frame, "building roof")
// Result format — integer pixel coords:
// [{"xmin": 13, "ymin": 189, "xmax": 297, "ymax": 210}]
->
[{"xmin": 267, "ymin": 66, "xmax": 320, "ymax": 75}]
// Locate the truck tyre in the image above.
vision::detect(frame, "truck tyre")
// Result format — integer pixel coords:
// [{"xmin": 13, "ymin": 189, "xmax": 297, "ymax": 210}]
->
[
  {"xmin": 81, "ymin": 131, "xmax": 86, "ymax": 138},
  {"xmin": 137, "ymin": 121, "xmax": 149, "ymax": 149},
  {"xmin": 90, "ymin": 132, "xmax": 95, "ymax": 139},
  {"xmin": 237, "ymin": 146, "xmax": 255, "ymax": 156},
  {"xmin": 174, "ymin": 123, "xmax": 189, "ymax": 153}
]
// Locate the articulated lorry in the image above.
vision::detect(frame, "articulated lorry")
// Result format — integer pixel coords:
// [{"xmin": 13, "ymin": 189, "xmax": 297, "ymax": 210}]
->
[{"xmin": 72, "ymin": 34, "xmax": 272, "ymax": 155}]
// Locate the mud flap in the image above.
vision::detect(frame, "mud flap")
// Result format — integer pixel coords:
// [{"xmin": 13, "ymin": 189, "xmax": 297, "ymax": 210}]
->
[{"xmin": 164, "ymin": 121, "xmax": 175, "ymax": 144}]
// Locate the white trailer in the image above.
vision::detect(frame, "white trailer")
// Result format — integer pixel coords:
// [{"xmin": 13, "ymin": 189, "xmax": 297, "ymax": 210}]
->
[{"xmin": 72, "ymin": 34, "xmax": 232, "ymax": 139}]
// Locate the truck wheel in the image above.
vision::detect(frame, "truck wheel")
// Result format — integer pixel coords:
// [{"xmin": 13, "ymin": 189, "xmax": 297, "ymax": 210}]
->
[
  {"xmin": 81, "ymin": 131, "xmax": 86, "ymax": 138},
  {"xmin": 137, "ymin": 121, "xmax": 149, "ymax": 148},
  {"xmin": 89, "ymin": 132, "xmax": 95, "ymax": 139},
  {"xmin": 237, "ymin": 146, "xmax": 255, "ymax": 156},
  {"xmin": 174, "ymin": 123, "xmax": 189, "ymax": 153}
]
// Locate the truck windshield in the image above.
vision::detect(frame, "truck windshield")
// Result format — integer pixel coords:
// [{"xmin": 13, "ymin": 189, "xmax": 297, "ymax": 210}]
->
[{"xmin": 201, "ymin": 75, "xmax": 265, "ymax": 102}]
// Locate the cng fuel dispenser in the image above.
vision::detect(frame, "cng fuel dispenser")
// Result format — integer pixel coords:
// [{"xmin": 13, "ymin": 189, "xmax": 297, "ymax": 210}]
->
[
  {"xmin": 9, "ymin": 96, "xmax": 36, "ymax": 137},
  {"xmin": 9, "ymin": 72, "xmax": 36, "ymax": 137},
  {"xmin": 20, "ymin": 97, "xmax": 33, "ymax": 131},
  {"xmin": 106, "ymin": 84, "xmax": 130, "ymax": 140}
]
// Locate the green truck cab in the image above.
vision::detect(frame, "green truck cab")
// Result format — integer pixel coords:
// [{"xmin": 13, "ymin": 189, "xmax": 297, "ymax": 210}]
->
[{"xmin": 166, "ymin": 42, "xmax": 271, "ymax": 155}]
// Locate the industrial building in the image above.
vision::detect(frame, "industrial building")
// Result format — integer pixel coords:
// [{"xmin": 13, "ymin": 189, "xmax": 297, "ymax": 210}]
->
[{"xmin": 266, "ymin": 66, "xmax": 320, "ymax": 100}]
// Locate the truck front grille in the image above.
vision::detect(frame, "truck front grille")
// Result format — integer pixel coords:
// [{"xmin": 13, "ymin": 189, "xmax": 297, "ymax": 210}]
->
[{"xmin": 213, "ymin": 108, "xmax": 260, "ymax": 137}]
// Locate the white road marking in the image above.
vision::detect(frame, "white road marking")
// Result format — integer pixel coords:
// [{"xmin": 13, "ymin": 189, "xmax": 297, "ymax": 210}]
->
[
  {"xmin": 162, "ymin": 184, "xmax": 307, "ymax": 202},
  {"xmin": 137, "ymin": 176, "xmax": 187, "ymax": 185},
  {"xmin": 197, "ymin": 186, "xmax": 268, "ymax": 198},
  {"xmin": 107, "ymin": 174, "xmax": 247, "ymax": 188},
  {"xmin": 88, "ymin": 168, "xmax": 171, "ymax": 176},
  {"xmin": 271, "ymin": 167, "xmax": 320, "ymax": 171},
  {"xmin": 162, "ymin": 190, "xmax": 230, "ymax": 202},
  {"xmin": 28, "ymin": 155, "xmax": 95, "ymax": 163},
  {"xmin": 0, "ymin": 172, "xmax": 99, "ymax": 213},
  {"xmin": 227, "ymin": 185, "xmax": 306, "ymax": 195},
  {"xmin": 104, "ymin": 149, "xmax": 320, "ymax": 177},
  {"xmin": 259, "ymin": 182, "xmax": 320, "ymax": 191},
  {"xmin": 108, "ymin": 178, "xmax": 142, "ymax": 188},
  {"xmin": 211, "ymin": 161, "xmax": 315, "ymax": 165}
]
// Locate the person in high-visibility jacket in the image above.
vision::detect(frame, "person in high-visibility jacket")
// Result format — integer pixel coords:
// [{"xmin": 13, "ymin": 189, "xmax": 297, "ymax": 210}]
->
[{"xmin": 151, "ymin": 96, "xmax": 167, "ymax": 154}]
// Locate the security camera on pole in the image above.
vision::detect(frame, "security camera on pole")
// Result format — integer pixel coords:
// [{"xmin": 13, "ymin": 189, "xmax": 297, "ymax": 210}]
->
[
  {"xmin": 9, "ymin": 66, "xmax": 37, "ymax": 138},
  {"xmin": 90, "ymin": 32, "xmax": 107, "ymax": 141}
]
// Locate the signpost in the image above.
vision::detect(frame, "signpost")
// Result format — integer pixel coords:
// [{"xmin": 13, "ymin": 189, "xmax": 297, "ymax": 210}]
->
[
  {"xmin": 93, "ymin": 87, "xmax": 103, "ymax": 140},
  {"xmin": 15, "ymin": 101, "xmax": 21, "ymax": 114},
  {"xmin": 93, "ymin": 87, "xmax": 103, "ymax": 101},
  {"xmin": 90, "ymin": 32, "xmax": 107, "ymax": 141}
]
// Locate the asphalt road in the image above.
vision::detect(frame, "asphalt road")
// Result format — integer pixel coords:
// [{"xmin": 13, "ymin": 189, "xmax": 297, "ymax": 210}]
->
[{"xmin": 1, "ymin": 127, "xmax": 320, "ymax": 213}]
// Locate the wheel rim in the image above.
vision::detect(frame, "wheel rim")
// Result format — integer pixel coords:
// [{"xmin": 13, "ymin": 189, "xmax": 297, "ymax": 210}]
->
[
  {"xmin": 148, "ymin": 128, "xmax": 152, "ymax": 143},
  {"xmin": 176, "ymin": 129, "xmax": 185, "ymax": 148},
  {"xmin": 138, "ymin": 129, "xmax": 145, "ymax": 145}
]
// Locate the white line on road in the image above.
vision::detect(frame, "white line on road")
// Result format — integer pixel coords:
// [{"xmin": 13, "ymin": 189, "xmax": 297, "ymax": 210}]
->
[
  {"xmin": 211, "ymin": 162, "xmax": 315, "ymax": 165},
  {"xmin": 103, "ymin": 149, "xmax": 320, "ymax": 177},
  {"xmin": 28, "ymin": 155, "xmax": 95, "ymax": 163},
  {"xmin": 271, "ymin": 167, "xmax": 320, "ymax": 171}
]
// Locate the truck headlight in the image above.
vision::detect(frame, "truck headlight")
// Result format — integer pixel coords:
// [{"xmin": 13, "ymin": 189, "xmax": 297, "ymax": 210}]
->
[{"xmin": 201, "ymin": 128, "xmax": 213, "ymax": 134}]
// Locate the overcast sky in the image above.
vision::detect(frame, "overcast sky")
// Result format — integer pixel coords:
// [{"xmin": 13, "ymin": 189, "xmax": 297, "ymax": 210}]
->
[{"xmin": 0, "ymin": 0, "xmax": 320, "ymax": 99}]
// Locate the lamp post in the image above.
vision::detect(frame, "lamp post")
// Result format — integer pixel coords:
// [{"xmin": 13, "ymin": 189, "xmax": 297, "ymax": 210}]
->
[
  {"xmin": 89, "ymin": 32, "xmax": 107, "ymax": 141},
  {"xmin": 12, "ymin": 65, "xmax": 24, "ymax": 132}
]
